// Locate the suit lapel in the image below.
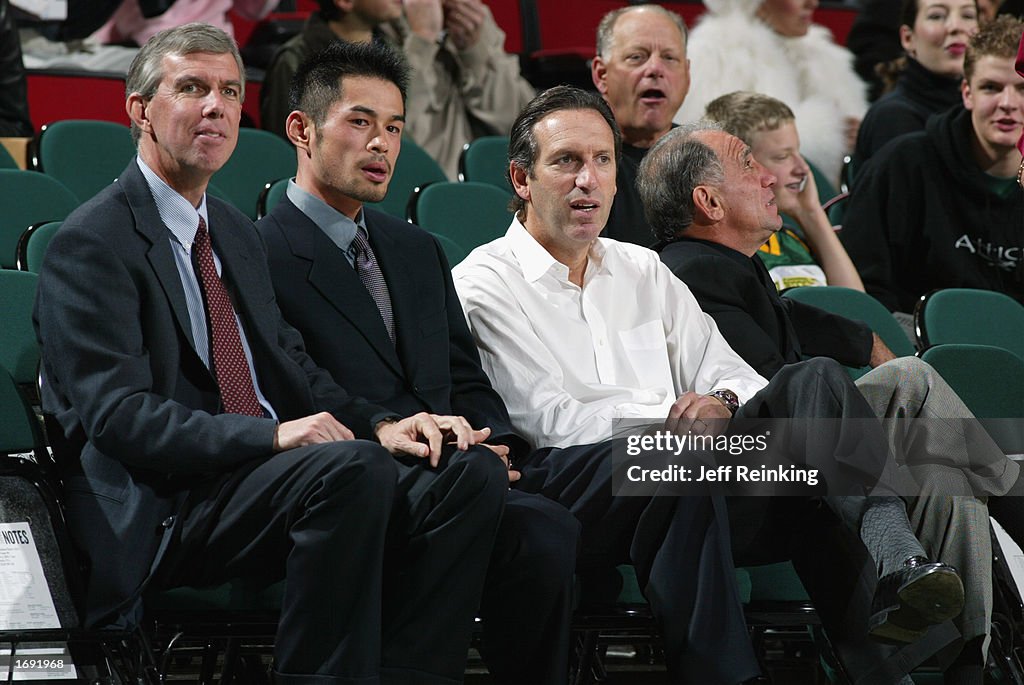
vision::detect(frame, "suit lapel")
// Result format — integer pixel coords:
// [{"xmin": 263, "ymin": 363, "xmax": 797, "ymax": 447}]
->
[
  {"xmin": 279, "ymin": 199, "xmax": 404, "ymax": 376},
  {"xmin": 121, "ymin": 161, "xmax": 202, "ymax": 360}
]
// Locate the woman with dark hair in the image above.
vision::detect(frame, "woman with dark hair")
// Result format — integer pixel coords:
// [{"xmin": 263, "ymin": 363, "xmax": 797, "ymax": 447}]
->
[{"xmin": 854, "ymin": 0, "xmax": 979, "ymax": 170}]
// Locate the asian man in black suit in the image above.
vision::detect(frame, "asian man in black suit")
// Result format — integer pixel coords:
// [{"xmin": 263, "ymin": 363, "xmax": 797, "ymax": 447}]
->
[
  {"xmin": 34, "ymin": 23, "xmax": 511, "ymax": 685},
  {"xmin": 255, "ymin": 40, "xmax": 580, "ymax": 685}
]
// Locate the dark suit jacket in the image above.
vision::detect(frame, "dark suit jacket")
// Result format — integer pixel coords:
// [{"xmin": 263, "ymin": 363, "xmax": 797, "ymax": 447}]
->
[
  {"xmin": 33, "ymin": 160, "xmax": 393, "ymax": 627},
  {"xmin": 657, "ymin": 238, "xmax": 872, "ymax": 379},
  {"xmin": 256, "ymin": 196, "xmax": 528, "ymax": 458}
]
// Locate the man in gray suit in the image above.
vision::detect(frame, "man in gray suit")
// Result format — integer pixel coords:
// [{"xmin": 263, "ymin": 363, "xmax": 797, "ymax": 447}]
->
[{"xmin": 33, "ymin": 22, "xmax": 507, "ymax": 685}]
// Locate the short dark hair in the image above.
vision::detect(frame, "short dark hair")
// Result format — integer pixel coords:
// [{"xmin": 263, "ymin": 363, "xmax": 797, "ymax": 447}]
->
[
  {"xmin": 318, "ymin": 0, "xmax": 341, "ymax": 22},
  {"xmin": 289, "ymin": 39, "xmax": 410, "ymax": 127},
  {"xmin": 507, "ymin": 86, "xmax": 621, "ymax": 215},
  {"xmin": 900, "ymin": 0, "xmax": 980, "ymax": 29},
  {"xmin": 899, "ymin": 0, "xmax": 919, "ymax": 29},
  {"xmin": 638, "ymin": 121, "xmax": 725, "ymax": 242}
]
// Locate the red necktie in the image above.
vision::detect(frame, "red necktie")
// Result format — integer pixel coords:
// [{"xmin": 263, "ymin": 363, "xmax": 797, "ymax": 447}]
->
[{"xmin": 192, "ymin": 216, "xmax": 263, "ymax": 417}]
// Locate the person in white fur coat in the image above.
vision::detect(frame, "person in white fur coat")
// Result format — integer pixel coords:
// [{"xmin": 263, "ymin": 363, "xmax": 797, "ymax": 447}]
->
[{"xmin": 674, "ymin": 0, "xmax": 867, "ymax": 185}]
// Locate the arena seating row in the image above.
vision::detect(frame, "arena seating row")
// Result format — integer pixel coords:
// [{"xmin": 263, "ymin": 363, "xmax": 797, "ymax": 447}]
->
[
  {"xmin": 4, "ymin": 200, "xmax": 1024, "ymax": 678},
  {"xmin": 3, "ymin": 120, "xmax": 512, "ymax": 271}
]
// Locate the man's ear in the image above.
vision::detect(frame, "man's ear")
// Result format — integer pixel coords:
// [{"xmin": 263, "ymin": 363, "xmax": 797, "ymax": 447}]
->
[
  {"xmin": 692, "ymin": 184, "xmax": 724, "ymax": 223},
  {"xmin": 961, "ymin": 77, "xmax": 974, "ymax": 111},
  {"xmin": 126, "ymin": 93, "xmax": 151, "ymax": 138},
  {"xmin": 591, "ymin": 56, "xmax": 608, "ymax": 95},
  {"xmin": 680, "ymin": 57, "xmax": 691, "ymax": 102},
  {"xmin": 510, "ymin": 162, "xmax": 531, "ymax": 204},
  {"xmin": 334, "ymin": 0, "xmax": 354, "ymax": 13},
  {"xmin": 287, "ymin": 111, "xmax": 313, "ymax": 155}
]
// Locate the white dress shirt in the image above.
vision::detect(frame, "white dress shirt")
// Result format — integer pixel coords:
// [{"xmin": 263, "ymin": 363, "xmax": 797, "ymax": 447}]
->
[{"xmin": 452, "ymin": 219, "xmax": 769, "ymax": 450}]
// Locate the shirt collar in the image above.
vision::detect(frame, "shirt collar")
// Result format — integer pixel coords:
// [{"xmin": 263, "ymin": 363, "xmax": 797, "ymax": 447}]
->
[
  {"xmin": 506, "ymin": 218, "xmax": 608, "ymax": 284},
  {"xmin": 287, "ymin": 179, "xmax": 366, "ymax": 253},
  {"xmin": 136, "ymin": 156, "xmax": 209, "ymax": 249}
]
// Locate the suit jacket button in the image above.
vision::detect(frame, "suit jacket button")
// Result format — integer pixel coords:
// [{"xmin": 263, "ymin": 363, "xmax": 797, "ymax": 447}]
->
[{"xmin": 161, "ymin": 516, "xmax": 175, "ymax": 528}]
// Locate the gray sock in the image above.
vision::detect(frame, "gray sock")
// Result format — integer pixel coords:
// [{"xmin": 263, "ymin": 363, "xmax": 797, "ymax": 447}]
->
[{"xmin": 860, "ymin": 496, "xmax": 926, "ymax": 578}]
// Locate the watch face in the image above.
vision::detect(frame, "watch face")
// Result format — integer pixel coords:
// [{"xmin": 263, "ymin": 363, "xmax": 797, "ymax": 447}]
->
[{"xmin": 713, "ymin": 390, "xmax": 739, "ymax": 413}]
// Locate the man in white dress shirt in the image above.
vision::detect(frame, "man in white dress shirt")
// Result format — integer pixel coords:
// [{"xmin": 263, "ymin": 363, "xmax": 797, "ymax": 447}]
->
[{"xmin": 453, "ymin": 86, "xmax": 969, "ymax": 680}]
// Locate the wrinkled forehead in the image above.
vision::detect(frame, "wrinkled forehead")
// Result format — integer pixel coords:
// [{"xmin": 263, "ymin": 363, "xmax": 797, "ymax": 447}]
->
[{"xmin": 698, "ymin": 128, "xmax": 746, "ymax": 162}]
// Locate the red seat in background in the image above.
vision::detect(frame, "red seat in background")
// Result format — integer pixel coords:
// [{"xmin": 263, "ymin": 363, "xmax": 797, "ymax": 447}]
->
[{"xmin": 26, "ymin": 70, "xmax": 265, "ymax": 131}]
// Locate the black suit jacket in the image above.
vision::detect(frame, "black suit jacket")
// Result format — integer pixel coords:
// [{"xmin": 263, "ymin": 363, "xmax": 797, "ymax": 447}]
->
[
  {"xmin": 33, "ymin": 160, "xmax": 393, "ymax": 627},
  {"xmin": 256, "ymin": 196, "xmax": 528, "ymax": 458},
  {"xmin": 657, "ymin": 238, "xmax": 872, "ymax": 379}
]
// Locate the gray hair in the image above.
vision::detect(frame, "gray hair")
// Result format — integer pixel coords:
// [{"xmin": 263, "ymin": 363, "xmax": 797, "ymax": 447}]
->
[
  {"xmin": 596, "ymin": 4, "xmax": 688, "ymax": 59},
  {"xmin": 125, "ymin": 22, "xmax": 245, "ymax": 145},
  {"xmin": 638, "ymin": 120, "xmax": 725, "ymax": 242}
]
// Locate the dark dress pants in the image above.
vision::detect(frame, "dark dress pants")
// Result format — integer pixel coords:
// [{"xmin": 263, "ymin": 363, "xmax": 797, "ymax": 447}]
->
[
  {"xmin": 730, "ymin": 358, "xmax": 909, "ymax": 685},
  {"xmin": 157, "ymin": 439, "xmax": 508, "ymax": 685},
  {"xmin": 478, "ymin": 488, "xmax": 581, "ymax": 685},
  {"xmin": 515, "ymin": 441, "xmax": 760, "ymax": 685}
]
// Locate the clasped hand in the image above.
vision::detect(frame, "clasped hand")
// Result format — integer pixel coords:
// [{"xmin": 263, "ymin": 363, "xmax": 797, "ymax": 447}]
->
[
  {"xmin": 664, "ymin": 392, "xmax": 732, "ymax": 437},
  {"xmin": 376, "ymin": 412, "xmax": 519, "ymax": 482}
]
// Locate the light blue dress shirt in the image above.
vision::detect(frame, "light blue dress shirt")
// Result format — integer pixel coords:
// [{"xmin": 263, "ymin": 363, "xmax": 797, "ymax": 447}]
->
[{"xmin": 286, "ymin": 179, "xmax": 367, "ymax": 267}]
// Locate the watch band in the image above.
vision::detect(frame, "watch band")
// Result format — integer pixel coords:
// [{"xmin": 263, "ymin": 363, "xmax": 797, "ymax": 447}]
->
[{"xmin": 706, "ymin": 389, "xmax": 739, "ymax": 416}]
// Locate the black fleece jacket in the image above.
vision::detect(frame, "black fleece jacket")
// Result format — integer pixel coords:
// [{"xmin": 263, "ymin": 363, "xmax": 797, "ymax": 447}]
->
[
  {"xmin": 854, "ymin": 56, "xmax": 963, "ymax": 170},
  {"xmin": 841, "ymin": 105, "xmax": 1024, "ymax": 313}
]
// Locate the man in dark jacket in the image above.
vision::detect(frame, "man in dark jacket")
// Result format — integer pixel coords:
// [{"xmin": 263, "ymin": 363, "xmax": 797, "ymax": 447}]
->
[
  {"xmin": 842, "ymin": 15, "xmax": 1024, "ymax": 315},
  {"xmin": 260, "ymin": 0, "xmax": 532, "ymax": 179},
  {"xmin": 256, "ymin": 39, "xmax": 581, "ymax": 685},
  {"xmin": 641, "ymin": 119, "xmax": 1022, "ymax": 685},
  {"xmin": 34, "ymin": 24, "xmax": 509, "ymax": 685}
]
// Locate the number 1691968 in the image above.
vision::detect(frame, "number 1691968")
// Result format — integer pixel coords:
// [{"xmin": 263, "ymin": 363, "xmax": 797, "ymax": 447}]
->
[{"xmin": 14, "ymin": 659, "xmax": 65, "ymax": 670}]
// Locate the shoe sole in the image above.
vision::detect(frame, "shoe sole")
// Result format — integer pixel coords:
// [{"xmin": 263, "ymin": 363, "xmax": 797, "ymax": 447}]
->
[
  {"xmin": 868, "ymin": 567, "xmax": 964, "ymax": 643},
  {"xmin": 897, "ymin": 566, "xmax": 965, "ymax": 623}
]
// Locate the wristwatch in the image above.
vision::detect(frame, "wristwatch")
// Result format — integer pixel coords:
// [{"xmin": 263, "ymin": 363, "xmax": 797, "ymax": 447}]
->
[{"xmin": 706, "ymin": 389, "xmax": 739, "ymax": 416}]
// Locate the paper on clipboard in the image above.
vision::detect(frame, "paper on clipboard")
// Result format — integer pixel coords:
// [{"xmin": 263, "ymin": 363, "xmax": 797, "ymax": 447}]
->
[{"xmin": 0, "ymin": 522, "xmax": 60, "ymax": 631}]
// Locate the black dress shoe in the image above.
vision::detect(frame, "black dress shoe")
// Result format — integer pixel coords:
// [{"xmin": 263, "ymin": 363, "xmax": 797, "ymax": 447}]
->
[{"xmin": 868, "ymin": 556, "xmax": 965, "ymax": 643}]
